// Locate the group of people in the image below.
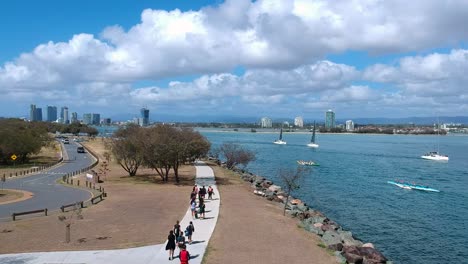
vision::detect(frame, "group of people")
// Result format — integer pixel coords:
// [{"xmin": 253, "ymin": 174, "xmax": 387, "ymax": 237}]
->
[
  {"xmin": 165, "ymin": 220, "xmax": 195, "ymax": 262},
  {"xmin": 190, "ymin": 185, "xmax": 214, "ymax": 219},
  {"xmin": 165, "ymin": 184, "xmax": 215, "ymax": 263}
]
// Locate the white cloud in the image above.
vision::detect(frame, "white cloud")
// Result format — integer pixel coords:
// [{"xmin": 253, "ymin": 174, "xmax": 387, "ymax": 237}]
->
[{"xmin": 1, "ymin": 0, "xmax": 468, "ymax": 117}]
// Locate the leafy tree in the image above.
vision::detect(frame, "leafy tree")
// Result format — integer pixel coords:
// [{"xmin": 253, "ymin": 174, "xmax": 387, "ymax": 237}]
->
[
  {"xmin": 217, "ymin": 142, "xmax": 256, "ymax": 169},
  {"xmin": 278, "ymin": 166, "xmax": 310, "ymax": 216},
  {"xmin": 110, "ymin": 125, "xmax": 143, "ymax": 176}
]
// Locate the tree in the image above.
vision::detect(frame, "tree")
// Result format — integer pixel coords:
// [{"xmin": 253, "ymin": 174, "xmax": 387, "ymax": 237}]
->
[
  {"xmin": 278, "ymin": 166, "xmax": 310, "ymax": 216},
  {"xmin": 58, "ymin": 203, "xmax": 83, "ymax": 243},
  {"xmin": 110, "ymin": 125, "xmax": 143, "ymax": 176},
  {"xmin": 217, "ymin": 143, "xmax": 256, "ymax": 169}
]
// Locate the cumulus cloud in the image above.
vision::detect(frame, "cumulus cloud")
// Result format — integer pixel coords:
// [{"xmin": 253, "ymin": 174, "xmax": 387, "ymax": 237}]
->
[{"xmin": 1, "ymin": 0, "xmax": 468, "ymax": 117}]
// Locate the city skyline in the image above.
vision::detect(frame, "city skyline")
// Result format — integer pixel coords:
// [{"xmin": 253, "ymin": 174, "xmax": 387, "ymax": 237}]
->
[{"xmin": 1, "ymin": 1, "xmax": 468, "ymax": 118}]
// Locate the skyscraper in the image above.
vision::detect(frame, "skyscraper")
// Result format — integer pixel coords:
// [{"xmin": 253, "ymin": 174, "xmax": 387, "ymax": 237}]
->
[
  {"xmin": 46, "ymin": 106, "xmax": 57, "ymax": 122},
  {"xmin": 260, "ymin": 117, "xmax": 272, "ymax": 128},
  {"xmin": 294, "ymin": 116, "xmax": 304, "ymax": 128},
  {"xmin": 71, "ymin": 112, "xmax": 78, "ymax": 123},
  {"xmin": 325, "ymin": 109, "xmax": 335, "ymax": 129},
  {"xmin": 30, "ymin": 104, "xmax": 36, "ymax": 121},
  {"xmin": 35, "ymin": 108, "xmax": 43, "ymax": 121},
  {"xmin": 91, "ymin": 113, "xmax": 100, "ymax": 125},
  {"xmin": 83, "ymin": 113, "xmax": 92, "ymax": 125},
  {"xmin": 346, "ymin": 120, "xmax": 354, "ymax": 131},
  {"xmin": 140, "ymin": 107, "xmax": 150, "ymax": 127},
  {"xmin": 60, "ymin": 106, "xmax": 69, "ymax": 124}
]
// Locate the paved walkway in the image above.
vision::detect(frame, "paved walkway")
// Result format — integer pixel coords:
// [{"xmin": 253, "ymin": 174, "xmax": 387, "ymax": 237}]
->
[{"xmin": 0, "ymin": 161, "xmax": 220, "ymax": 264}]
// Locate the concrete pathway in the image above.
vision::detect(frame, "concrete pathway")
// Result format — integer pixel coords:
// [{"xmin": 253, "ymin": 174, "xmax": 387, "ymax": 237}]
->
[{"xmin": 0, "ymin": 161, "xmax": 220, "ymax": 264}]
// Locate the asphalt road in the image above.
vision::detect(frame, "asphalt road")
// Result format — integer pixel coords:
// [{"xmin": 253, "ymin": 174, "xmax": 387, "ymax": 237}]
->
[{"xmin": 0, "ymin": 141, "xmax": 95, "ymax": 220}]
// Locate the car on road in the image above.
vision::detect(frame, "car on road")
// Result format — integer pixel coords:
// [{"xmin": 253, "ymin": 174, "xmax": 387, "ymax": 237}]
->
[
  {"xmin": 77, "ymin": 146, "xmax": 85, "ymax": 153},
  {"xmin": 63, "ymin": 139, "xmax": 70, "ymax": 144}
]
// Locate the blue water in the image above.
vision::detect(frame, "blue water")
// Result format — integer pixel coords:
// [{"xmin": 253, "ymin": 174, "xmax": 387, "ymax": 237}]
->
[{"xmin": 201, "ymin": 130, "xmax": 468, "ymax": 264}]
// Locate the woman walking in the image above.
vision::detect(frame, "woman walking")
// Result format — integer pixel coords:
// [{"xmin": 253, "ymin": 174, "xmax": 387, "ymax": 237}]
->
[
  {"xmin": 199, "ymin": 200, "xmax": 206, "ymax": 219},
  {"xmin": 207, "ymin": 186, "xmax": 214, "ymax": 200},
  {"xmin": 190, "ymin": 199, "xmax": 197, "ymax": 219},
  {"xmin": 165, "ymin": 230, "xmax": 176, "ymax": 260},
  {"xmin": 185, "ymin": 221, "xmax": 195, "ymax": 244}
]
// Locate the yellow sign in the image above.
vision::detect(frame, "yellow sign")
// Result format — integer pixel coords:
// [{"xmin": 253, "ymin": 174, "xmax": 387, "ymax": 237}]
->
[{"xmin": 11, "ymin": 154, "xmax": 17, "ymax": 161}]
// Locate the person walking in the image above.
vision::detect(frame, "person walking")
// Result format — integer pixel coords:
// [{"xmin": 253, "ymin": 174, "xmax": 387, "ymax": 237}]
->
[
  {"xmin": 207, "ymin": 185, "xmax": 214, "ymax": 200},
  {"xmin": 178, "ymin": 244, "xmax": 191, "ymax": 264},
  {"xmin": 185, "ymin": 221, "xmax": 195, "ymax": 244},
  {"xmin": 199, "ymin": 200, "xmax": 206, "ymax": 219},
  {"xmin": 190, "ymin": 199, "xmax": 197, "ymax": 219},
  {"xmin": 176, "ymin": 231, "xmax": 186, "ymax": 253},
  {"xmin": 165, "ymin": 230, "xmax": 176, "ymax": 260},
  {"xmin": 174, "ymin": 220, "xmax": 181, "ymax": 241},
  {"xmin": 200, "ymin": 186, "xmax": 207, "ymax": 199}
]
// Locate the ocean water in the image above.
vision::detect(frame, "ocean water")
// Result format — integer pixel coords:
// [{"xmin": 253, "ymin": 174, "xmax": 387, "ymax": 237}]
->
[{"xmin": 201, "ymin": 130, "xmax": 468, "ymax": 264}]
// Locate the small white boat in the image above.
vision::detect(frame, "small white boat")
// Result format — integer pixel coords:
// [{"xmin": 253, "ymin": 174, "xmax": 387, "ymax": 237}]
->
[
  {"xmin": 297, "ymin": 160, "xmax": 319, "ymax": 166},
  {"xmin": 307, "ymin": 121, "xmax": 319, "ymax": 148},
  {"xmin": 274, "ymin": 128, "xmax": 286, "ymax": 145},
  {"xmin": 421, "ymin": 152, "xmax": 449, "ymax": 161}
]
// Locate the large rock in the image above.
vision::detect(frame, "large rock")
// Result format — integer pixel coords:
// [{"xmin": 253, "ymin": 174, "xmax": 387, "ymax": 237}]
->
[
  {"xmin": 254, "ymin": 175, "xmax": 265, "ymax": 183},
  {"xmin": 362, "ymin": 243, "xmax": 375, "ymax": 248},
  {"xmin": 296, "ymin": 203, "xmax": 309, "ymax": 212},
  {"xmin": 268, "ymin": 185, "xmax": 282, "ymax": 192},
  {"xmin": 261, "ymin": 181, "xmax": 273, "ymax": 188},
  {"xmin": 359, "ymin": 247, "xmax": 387, "ymax": 263},
  {"xmin": 327, "ymin": 243, "xmax": 343, "ymax": 251},
  {"xmin": 344, "ymin": 252, "xmax": 363, "ymax": 264},
  {"xmin": 310, "ymin": 216, "xmax": 326, "ymax": 224},
  {"xmin": 290, "ymin": 198, "xmax": 302, "ymax": 205},
  {"xmin": 253, "ymin": 190, "xmax": 265, "ymax": 196},
  {"xmin": 340, "ymin": 231, "xmax": 364, "ymax": 247},
  {"xmin": 321, "ymin": 230, "xmax": 342, "ymax": 246}
]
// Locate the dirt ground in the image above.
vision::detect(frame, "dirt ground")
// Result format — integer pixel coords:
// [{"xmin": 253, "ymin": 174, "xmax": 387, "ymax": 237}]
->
[
  {"xmin": 203, "ymin": 164, "xmax": 337, "ymax": 264},
  {"xmin": 0, "ymin": 138, "xmax": 194, "ymax": 253}
]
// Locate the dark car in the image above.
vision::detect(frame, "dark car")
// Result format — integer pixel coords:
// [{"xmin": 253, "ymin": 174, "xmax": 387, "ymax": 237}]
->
[{"xmin": 77, "ymin": 146, "xmax": 85, "ymax": 153}]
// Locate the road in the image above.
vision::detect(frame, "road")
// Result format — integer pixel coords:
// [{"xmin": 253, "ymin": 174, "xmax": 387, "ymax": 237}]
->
[{"xmin": 0, "ymin": 141, "xmax": 95, "ymax": 220}]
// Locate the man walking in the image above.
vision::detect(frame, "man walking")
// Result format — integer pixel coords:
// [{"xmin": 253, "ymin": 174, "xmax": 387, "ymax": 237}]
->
[{"xmin": 179, "ymin": 244, "xmax": 191, "ymax": 264}]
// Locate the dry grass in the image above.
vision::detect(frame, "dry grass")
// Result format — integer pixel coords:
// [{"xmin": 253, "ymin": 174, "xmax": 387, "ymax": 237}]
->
[
  {"xmin": 0, "ymin": 189, "xmax": 24, "ymax": 204},
  {"xmin": 0, "ymin": 138, "xmax": 195, "ymax": 253},
  {"xmin": 203, "ymin": 164, "xmax": 337, "ymax": 264},
  {"xmin": 0, "ymin": 140, "xmax": 61, "ymax": 176}
]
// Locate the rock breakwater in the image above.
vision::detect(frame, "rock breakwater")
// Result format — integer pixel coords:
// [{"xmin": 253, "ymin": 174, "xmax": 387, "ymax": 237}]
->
[{"xmin": 222, "ymin": 163, "xmax": 391, "ymax": 264}]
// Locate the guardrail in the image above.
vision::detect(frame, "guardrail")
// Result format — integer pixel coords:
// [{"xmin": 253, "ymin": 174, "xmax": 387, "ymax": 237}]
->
[
  {"xmin": 12, "ymin": 208, "xmax": 48, "ymax": 221},
  {"xmin": 91, "ymin": 194, "xmax": 104, "ymax": 204},
  {"xmin": 61, "ymin": 201, "xmax": 84, "ymax": 212}
]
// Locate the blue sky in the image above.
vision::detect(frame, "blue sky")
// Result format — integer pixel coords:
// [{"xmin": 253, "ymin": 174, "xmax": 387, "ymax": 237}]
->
[{"xmin": 1, "ymin": 0, "xmax": 468, "ymax": 121}]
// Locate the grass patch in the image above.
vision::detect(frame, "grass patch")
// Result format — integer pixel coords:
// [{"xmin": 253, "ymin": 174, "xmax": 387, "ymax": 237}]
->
[
  {"xmin": 201, "ymin": 244, "xmax": 216, "ymax": 264},
  {"xmin": 317, "ymin": 242, "xmax": 326, "ymax": 248}
]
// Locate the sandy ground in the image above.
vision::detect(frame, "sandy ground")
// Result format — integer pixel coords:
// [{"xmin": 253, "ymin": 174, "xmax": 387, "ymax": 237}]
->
[
  {"xmin": 0, "ymin": 189, "xmax": 33, "ymax": 205},
  {"xmin": 0, "ymin": 138, "xmax": 194, "ymax": 253},
  {"xmin": 203, "ymin": 164, "xmax": 337, "ymax": 264}
]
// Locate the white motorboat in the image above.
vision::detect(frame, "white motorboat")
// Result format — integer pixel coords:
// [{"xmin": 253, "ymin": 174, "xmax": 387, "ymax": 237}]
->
[
  {"xmin": 421, "ymin": 152, "xmax": 449, "ymax": 161},
  {"xmin": 274, "ymin": 128, "xmax": 286, "ymax": 145}
]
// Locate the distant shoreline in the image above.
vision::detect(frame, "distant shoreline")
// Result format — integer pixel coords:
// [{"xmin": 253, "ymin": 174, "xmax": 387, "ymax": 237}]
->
[{"xmin": 195, "ymin": 129, "xmax": 462, "ymax": 136}]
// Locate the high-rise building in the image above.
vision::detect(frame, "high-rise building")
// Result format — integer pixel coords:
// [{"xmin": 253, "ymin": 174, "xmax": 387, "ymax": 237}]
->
[
  {"xmin": 261, "ymin": 117, "xmax": 272, "ymax": 128},
  {"xmin": 83, "ymin": 113, "xmax": 92, "ymax": 125},
  {"xmin": 30, "ymin": 104, "xmax": 36, "ymax": 121},
  {"xmin": 102, "ymin": 118, "xmax": 112, "ymax": 126},
  {"xmin": 294, "ymin": 116, "xmax": 304, "ymax": 128},
  {"xmin": 91, "ymin": 113, "xmax": 100, "ymax": 125},
  {"xmin": 46, "ymin": 106, "xmax": 57, "ymax": 122},
  {"xmin": 35, "ymin": 108, "xmax": 43, "ymax": 121},
  {"xmin": 71, "ymin": 112, "xmax": 78, "ymax": 123},
  {"xmin": 346, "ymin": 120, "xmax": 354, "ymax": 131},
  {"xmin": 60, "ymin": 107, "xmax": 69, "ymax": 124},
  {"xmin": 63, "ymin": 107, "xmax": 69, "ymax": 124},
  {"xmin": 140, "ymin": 108, "xmax": 150, "ymax": 127},
  {"xmin": 325, "ymin": 109, "xmax": 335, "ymax": 129}
]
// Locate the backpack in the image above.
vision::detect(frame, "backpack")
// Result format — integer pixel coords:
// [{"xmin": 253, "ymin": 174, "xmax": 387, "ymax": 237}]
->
[
  {"xmin": 180, "ymin": 249, "xmax": 190, "ymax": 261},
  {"xmin": 185, "ymin": 226, "xmax": 190, "ymax": 236}
]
